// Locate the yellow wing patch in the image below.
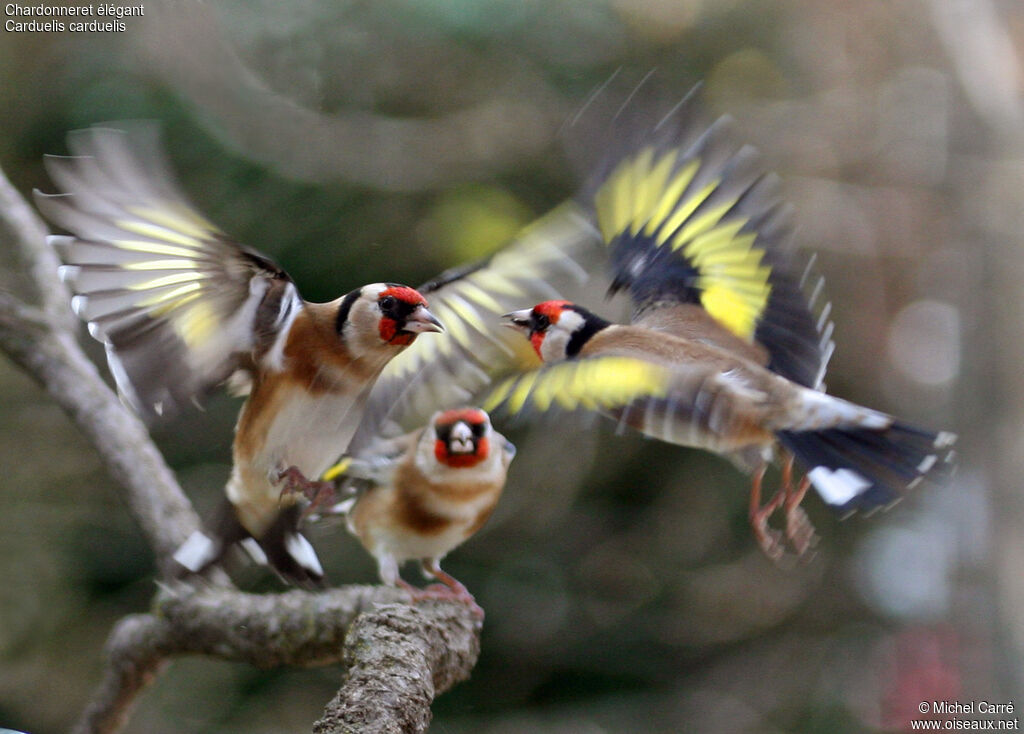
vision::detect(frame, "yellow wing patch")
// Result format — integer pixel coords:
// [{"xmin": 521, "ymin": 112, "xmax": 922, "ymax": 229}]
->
[
  {"xmin": 594, "ymin": 148, "xmax": 773, "ymax": 342},
  {"xmin": 322, "ymin": 456, "xmax": 352, "ymax": 482},
  {"xmin": 483, "ymin": 356, "xmax": 671, "ymax": 417},
  {"xmin": 125, "ymin": 204, "xmax": 222, "ymax": 242}
]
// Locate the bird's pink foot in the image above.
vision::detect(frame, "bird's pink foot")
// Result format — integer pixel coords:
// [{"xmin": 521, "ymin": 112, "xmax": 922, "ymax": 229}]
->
[
  {"xmin": 395, "ymin": 563, "xmax": 484, "ymax": 619},
  {"xmin": 750, "ymin": 458, "xmax": 819, "ymax": 561},
  {"xmin": 784, "ymin": 475, "xmax": 818, "ymax": 557},
  {"xmin": 749, "ymin": 464, "xmax": 786, "ymax": 561}
]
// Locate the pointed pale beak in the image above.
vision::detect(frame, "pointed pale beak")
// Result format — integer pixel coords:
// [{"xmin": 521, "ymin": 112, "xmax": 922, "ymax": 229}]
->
[
  {"xmin": 404, "ymin": 305, "xmax": 444, "ymax": 333},
  {"xmin": 502, "ymin": 308, "xmax": 533, "ymax": 331},
  {"xmin": 448, "ymin": 421, "xmax": 475, "ymax": 454}
]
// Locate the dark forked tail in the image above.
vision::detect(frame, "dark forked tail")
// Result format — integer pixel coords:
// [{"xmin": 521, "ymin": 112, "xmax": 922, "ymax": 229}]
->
[{"xmin": 778, "ymin": 422, "xmax": 956, "ymax": 515}]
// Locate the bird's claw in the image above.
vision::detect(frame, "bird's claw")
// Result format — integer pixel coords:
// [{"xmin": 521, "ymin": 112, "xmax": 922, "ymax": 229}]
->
[
  {"xmin": 784, "ymin": 476, "xmax": 818, "ymax": 556},
  {"xmin": 749, "ymin": 460, "xmax": 818, "ymax": 562},
  {"xmin": 396, "ymin": 574, "xmax": 485, "ymax": 619},
  {"xmin": 751, "ymin": 486, "xmax": 787, "ymax": 562},
  {"xmin": 276, "ymin": 465, "xmax": 337, "ymax": 516}
]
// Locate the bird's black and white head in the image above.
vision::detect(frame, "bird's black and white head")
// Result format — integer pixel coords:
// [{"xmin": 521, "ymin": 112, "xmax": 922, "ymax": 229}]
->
[
  {"xmin": 431, "ymin": 408, "xmax": 494, "ymax": 469},
  {"xmin": 337, "ymin": 283, "xmax": 443, "ymax": 356},
  {"xmin": 503, "ymin": 300, "xmax": 610, "ymax": 362}
]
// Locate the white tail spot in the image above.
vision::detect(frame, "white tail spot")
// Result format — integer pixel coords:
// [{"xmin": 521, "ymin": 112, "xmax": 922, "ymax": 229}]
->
[
  {"xmin": 808, "ymin": 466, "xmax": 872, "ymax": 506},
  {"xmin": 173, "ymin": 530, "xmax": 217, "ymax": 572}
]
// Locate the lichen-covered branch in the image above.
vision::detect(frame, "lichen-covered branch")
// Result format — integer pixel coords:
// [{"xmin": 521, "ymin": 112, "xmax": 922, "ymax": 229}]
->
[
  {"xmin": 72, "ymin": 586, "xmax": 480, "ymax": 734},
  {"xmin": 0, "ymin": 158, "xmax": 482, "ymax": 734},
  {"xmin": 315, "ymin": 600, "xmax": 482, "ymax": 734}
]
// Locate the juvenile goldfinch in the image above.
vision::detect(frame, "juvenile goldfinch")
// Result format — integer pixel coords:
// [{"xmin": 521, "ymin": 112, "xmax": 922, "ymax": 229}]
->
[
  {"xmin": 325, "ymin": 408, "xmax": 514, "ymax": 614},
  {"xmin": 34, "ymin": 125, "xmax": 443, "ymax": 585},
  {"xmin": 490, "ymin": 92, "xmax": 956, "ymax": 558}
]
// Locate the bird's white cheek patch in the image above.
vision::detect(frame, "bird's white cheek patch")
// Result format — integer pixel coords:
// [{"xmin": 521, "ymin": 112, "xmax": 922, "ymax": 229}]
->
[
  {"xmin": 261, "ymin": 284, "xmax": 302, "ymax": 372},
  {"xmin": 808, "ymin": 466, "xmax": 872, "ymax": 506},
  {"xmin": 539, "ymin": 329, "xmax": 571, "ymax": 362}
]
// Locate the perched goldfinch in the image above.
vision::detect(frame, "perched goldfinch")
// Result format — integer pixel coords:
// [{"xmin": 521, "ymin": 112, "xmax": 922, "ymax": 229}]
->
[
  {"xmin": 34, "ymin": 125, "xmax": 443, "ymax": 585},
  {"xmin": 325, "ymin": 408, "xmax": 514, "ymax": 613},
  {"xmin": 491, "ymin": 93, "xmax": 956, "ymax": 557}
]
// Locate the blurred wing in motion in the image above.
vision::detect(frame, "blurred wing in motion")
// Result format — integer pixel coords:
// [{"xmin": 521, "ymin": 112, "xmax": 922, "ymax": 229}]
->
[
  {"xmin": 580, "ymin": 87, "xmax": 834, "ymax": 389},
  {"xmin": 35, "ymin": 124, "xmax": 302, "ymax": 419},
  {"xmin": 481, "ymin": 353, "xmax": 766, "ymax": 454},
  {"xmin": 344, "ymin": 204, "xmax": 607, "ymax": 456},
  {"xmin": 483, "ymin": 354, "xmax": 673, "ymax": 415}
]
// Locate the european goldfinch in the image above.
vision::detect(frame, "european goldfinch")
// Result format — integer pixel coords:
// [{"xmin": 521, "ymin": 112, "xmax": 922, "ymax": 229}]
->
[
  {"xmin": 324, "ymin": 407, "xmax": 514, "ymax": 614},
  {"xmin": 34, "ymin": 125, "xmax": 443, "ymax": 585},
  {"xmin": 491, "ymin": 93, "xmax": 956, "ymax": 558}
]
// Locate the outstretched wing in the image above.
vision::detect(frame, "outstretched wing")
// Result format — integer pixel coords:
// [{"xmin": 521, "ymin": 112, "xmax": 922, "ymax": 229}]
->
[
  {"xmin": 581, "ymin": 89, "xmax": 833, "ymax": 389},
  {"xmin": 343, "ymin": 204, "xmax": 609, "ymax": 456},
  {"xmin": 35, "ymin": 124, "xmax": 302, "ymax": 419},
  {"xmin": 481, "ymin": 353, "xmax": 779, "ymax": 454}
]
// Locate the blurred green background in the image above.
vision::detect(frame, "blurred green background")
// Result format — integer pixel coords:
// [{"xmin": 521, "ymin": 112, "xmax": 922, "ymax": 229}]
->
[{"xmin": 1, "ymin": 1, "xmax": 1022, "ymax": 732}]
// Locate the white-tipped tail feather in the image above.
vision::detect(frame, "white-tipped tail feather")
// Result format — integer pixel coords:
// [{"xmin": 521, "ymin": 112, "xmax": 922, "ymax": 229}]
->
[
  {"xmin": 284, "ymin": 532, "xmax": 324, "ymax": 578},
  {"xmin": 780, "ymin": 421, "xmax": 956, "ymax": 515},
  {"xmin": 807, "ymin": 467, "xmax": 872, "ymax": 506},
  {"xmin": 172, "ymin": 530, "xmax": 220, "ymax": 573}
]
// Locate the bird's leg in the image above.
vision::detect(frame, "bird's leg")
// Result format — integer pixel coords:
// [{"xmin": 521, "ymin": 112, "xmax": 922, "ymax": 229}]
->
[
  {"xmin": 749, "ymin": 462, "xmax": 786, "ymax": 561},
  {"xmin": 401, "ymin": 559, "xmax": 484, "ymax": 619},
  {"xmin": 782, "ymin": 457, "xmax": 817, "ymax": 556},
  {"xmin": 275, "ymin": 465, "xmax": 336, "ymax": 515}
]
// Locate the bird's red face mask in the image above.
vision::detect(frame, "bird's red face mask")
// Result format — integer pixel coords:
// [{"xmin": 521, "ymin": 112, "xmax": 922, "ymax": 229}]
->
[
  {"xmin": 433, "ymin": 408, "xmax": 490, "ymax": 468},
  {"xmin": 503, "ymin": 300, "xmax": 570, "ymax": 360},
  {"xmin": 377, "ymin": 286, "xmax": 443, "ymax": 345}
]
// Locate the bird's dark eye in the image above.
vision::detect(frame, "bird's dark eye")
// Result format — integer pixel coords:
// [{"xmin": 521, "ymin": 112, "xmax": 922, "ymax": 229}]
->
[
  {"xmin": 380, "ymin": 295, "xmax": 397, "ymax": 311},
  {"xmin": 533, "ymin": 313, "xmax": 550, "ymax": 331}
]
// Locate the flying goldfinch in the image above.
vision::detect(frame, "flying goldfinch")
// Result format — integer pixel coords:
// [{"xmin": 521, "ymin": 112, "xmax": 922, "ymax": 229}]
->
[
  {"xmin": 490, "ymin": 92, "xmax": 956, "ymax": 558},
  {"xmin": 35, "ymin": 125, "xmax": 443, "ymax": 585}
]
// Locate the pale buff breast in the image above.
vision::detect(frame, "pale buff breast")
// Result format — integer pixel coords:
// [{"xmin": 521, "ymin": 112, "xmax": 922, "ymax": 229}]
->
[
  {"xmin": 350, "ymin": 448, "xmax": 507, "ymax": 564},
  {"xmin": 227, "ymin": 372, "xmax": 387, "ymax": 536}
]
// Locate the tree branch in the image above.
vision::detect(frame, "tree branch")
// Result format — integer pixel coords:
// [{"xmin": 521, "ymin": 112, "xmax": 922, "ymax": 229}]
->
[
  {"xmin": 316, "ymin": 599, "xmax": 481, "ymax": 733},
  {"xmin": 0, "ymin": 292, "xmax": 201, "ymax": 569},
  {"xmin": 73, "ymin": 586, "xmax": 480, "ymax": 734},
  {"xmin": 72, "ymin": 614, "xmax": 170, "ymax": 734},
  {"xmin": 0, "ymin": 152, "xmax": 482, "ymax": 733},
  {"xmin": 0, "ymin": 159, "xmax": 75, "ymax": 331}
]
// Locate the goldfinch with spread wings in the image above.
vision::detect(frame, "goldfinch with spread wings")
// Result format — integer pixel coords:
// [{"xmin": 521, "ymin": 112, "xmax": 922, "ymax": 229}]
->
[
  {"xmin": 34, "ymin": 125, "xmax": 443, "ymax": 586},
  {"xmin": 492, "ymin": 95, "xmax": 956, "ymax": 558}
]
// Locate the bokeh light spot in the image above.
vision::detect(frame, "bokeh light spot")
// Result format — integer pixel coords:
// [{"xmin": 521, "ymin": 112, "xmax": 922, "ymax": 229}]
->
[{"xmin": 886, "ymin": 299, "xmax": 961, "ymax": 387}]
